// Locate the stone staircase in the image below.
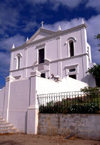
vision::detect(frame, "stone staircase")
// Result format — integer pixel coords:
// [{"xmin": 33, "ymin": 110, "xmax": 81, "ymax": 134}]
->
[{"xmin": 0, "ymin": 116, "xmax": 18, "ymax": 134}]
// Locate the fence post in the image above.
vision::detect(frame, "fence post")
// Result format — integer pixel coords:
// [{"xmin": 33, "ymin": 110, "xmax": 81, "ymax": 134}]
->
[{"xmin": 27, "ymin": 70, "xmax": 41, "ymax": 134}]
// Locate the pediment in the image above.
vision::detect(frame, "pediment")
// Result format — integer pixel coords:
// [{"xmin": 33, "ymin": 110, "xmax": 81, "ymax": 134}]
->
[{"xmin": 27, "ymin": 28, "xmax": 55, "ymax": 43}]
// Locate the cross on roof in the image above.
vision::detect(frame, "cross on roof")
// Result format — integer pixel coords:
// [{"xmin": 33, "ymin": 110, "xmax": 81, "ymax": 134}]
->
[{"xmin": 41, "ymin": 21, "xmax": 44, "ymax": 28}]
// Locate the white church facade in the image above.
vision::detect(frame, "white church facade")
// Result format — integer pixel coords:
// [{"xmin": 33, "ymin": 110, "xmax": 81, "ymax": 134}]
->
[
  {"xmin": 10, "ymin": 21, "xmax": 95, "ymax": 86},
  {"xmin": 0, "ymin": 21, "xmax": 96, "ymax": 134}
]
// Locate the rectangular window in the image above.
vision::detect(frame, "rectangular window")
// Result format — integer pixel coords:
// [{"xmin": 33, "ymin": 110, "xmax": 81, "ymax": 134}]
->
[
  {"xmin": 39, "ymin": 48, "xmax": 44, "ymax": 64},
  {"xmin": 69, "ymin": 68, "xmax": 76, "ymax": 72},
  {"xmin": 41, "ymin": 73, "xmax": 45, "ymax": 78}
]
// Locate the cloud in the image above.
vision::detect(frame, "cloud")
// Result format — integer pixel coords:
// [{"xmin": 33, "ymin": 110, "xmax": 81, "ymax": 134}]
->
[
  {"xmin": 44, "ymin": 15, "xmax": 100, "ymax": 64},
  {"xmin": 44, "ymin": 18, "xmax": 82, "ymax": 31},
  {"xmin": 0, "ymin": 34, "xmax": 25, "ymax": 51},
  {"xmin": 86, "ymin": 0, "xmax": 100, "ymax": 12},
  {"xmin": 22, "ymin": 21, "xmax": 39, "ymax": 32},
  {"xmin": 0, "ymin": 52, "xmax": 10, "ymax": 67},
  {"xmin": 0, "ymin": 2, "xmax": 19, "ymax": 36},
  {"xmin": 25, "ymin": 0, "xmax": 100, "ymax": 12},
  {"xmin": 0, "ymin": 52, "xmax": 10, "ymax": 79},
  {"xmin": 27, "ymin": 0, "xmax": 47, "ymax": 4},
  {"xmin": 86, "ymin": 15, "xmax": 100, "ymax": 64},
  {"xmin": 51, "ymin": 0, "xmax": 82, "ymax": 8},
  {"xmin": 0, "ymin": 34, "xmax": 25, "ymax": 87},
  {"xmin": 26, "ymin": 0, "xmax": 83, "ymax": 9}
]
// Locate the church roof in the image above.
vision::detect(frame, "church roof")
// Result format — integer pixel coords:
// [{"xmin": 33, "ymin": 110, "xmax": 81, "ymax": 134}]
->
[
  {"xmin": 27, "ymin": 27, "xmax": 56, "ymax": 43},
  {"xmin": 10, "ymin": 23, "xmax": 87, "ymax": 51}
]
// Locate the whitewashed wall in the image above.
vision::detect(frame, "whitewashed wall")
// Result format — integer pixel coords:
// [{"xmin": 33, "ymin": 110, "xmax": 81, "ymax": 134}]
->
[
  {"xmin": 0, "ymin": 87, "xmax": 5, "ymax": 116},
  {"xmin": 8, "ymin": 78, "xmax": 30, "ymax": 133},
  {"xmin": 37, "ymin": 76, "xmax": 88, "ymax": 95},
  {"xmin": 9, "ymin": 24, "xmax": 94, "ymax": 87},
  {"xmin": 0, "ymin": 72, "xmax": 88, "ymax": 133}
]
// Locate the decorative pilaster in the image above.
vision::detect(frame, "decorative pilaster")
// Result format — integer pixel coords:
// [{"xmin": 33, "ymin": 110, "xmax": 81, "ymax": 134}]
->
[
  {"xmin": 27, "ymin": 70, "xmax": 41, "ymax": 134},
  {"xmin": 56, "ymin": 36, "xmax": 62, "ymax": 78},
  {"xmin": 3, "ymin": 75, "xmax": 15, "ymax": 122}
]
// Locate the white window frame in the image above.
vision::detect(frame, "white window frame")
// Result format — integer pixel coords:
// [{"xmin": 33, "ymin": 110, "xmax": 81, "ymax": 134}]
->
[
  {"xmin": 15, "ymin": 53, "xmax": 22, "ymax": 69},
  {"xmin": 65, "ymin": 64, "xmax": 79, "ymax": 79},
  {"xmin": 36, "ymin": 43, "xmax": 46, "ymax": 64},
  {"xmin": 65, "ymin": 37, "xmax": 77, "ymax": 57}
]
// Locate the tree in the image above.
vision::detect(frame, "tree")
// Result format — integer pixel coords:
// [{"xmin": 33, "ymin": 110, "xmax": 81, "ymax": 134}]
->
[
  {"xmin": 87, "ymin": 64, "xmax": 100, "ymax": 87},
  {"xmin": 94, "ymin": 34, "xmax": 100, "ymax": 51}
]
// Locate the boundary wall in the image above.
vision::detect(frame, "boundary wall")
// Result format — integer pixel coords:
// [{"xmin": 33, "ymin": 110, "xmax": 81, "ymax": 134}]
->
[
  {"xmin": 38, "ymin": 114, "xmax": 100, "ymax": 140},
  {"xmin": 0, "ymin": 70, "xmax": 88, "ymax": 134},
  {"xmin": 0, "ymin": 87, "xmax": 5, "ymax": 117}
]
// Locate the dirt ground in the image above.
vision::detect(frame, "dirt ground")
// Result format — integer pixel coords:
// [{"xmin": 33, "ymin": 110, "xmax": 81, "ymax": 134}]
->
[{"xmin": 0, "ymin": 133, "xmax": 100, "ymax": 145}]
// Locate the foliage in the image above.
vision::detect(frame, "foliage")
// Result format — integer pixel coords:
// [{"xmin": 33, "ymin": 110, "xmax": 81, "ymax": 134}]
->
[
  {"xmin": 39, "ymin": 88, "xmax": 100, "ymax": 114},
  {"xmin": 69, "ymin": 103, "xmax": 99, "ymax": 113},
  {"xmin": 81, "ymin": 87, "xmax": 99, "ymax": 97},
  {"xmin": 39, "ymin": 103, "xmax": 99, "ymax": 114},
  {"xmin": 86, "ymin": 65, "xmax": 100, "ymax": 79},
  {"xmin": 94, "ymin": 34, "xmax": 100, "ymax": 49},
  {"xmin": 39, "ymin": 104, "xmax": 68, "ymax": 113},
  {"xmin": 86, "ymin": 65, "xmax": 100, "ymax": 87},
  {"xmin": 47, "ymin": 101, "xmax": 54, "ymax": 107}
]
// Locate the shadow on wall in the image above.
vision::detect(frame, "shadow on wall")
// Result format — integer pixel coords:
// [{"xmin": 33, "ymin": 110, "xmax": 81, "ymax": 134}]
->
[
  {"xmin": 25, "ymin": 111, "xmax": 27, "ymax": 134},
  {"xmin": 81, "ymin": 75, "xmax": 96, "ymax": 87}
]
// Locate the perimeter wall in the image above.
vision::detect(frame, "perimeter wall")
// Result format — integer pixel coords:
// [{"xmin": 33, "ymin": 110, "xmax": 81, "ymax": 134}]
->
[
  {"xmin": 0, "ymin": 70, "xmax": 88, "ymax": 134},
  {"xmin": 38, "ymin": 114, "xmax": 100, "ymax": 140}
]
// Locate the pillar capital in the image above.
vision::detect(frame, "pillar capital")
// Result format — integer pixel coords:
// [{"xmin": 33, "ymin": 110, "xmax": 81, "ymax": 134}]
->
[
  {"xmin": 30, "ymin": 70, "xmax": 41, "ymax": 77},
  {"xmin": 5, "ymin": 75, "xmax": 15, "ymax": 82}
]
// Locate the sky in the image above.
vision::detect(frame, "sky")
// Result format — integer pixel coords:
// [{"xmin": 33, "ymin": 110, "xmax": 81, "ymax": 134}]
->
[{"xmin": 0, "ymin": 0, "xmax": 100, "ymax": 89}]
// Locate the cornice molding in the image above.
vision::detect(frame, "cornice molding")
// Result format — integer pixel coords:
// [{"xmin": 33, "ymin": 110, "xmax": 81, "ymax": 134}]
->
[
  {"xmin": 10, "ymin": 23, "xmax": 87, "ymax": 52},
  {"xmin": 64, "ymin": 63, "xmax": 78, "ymax": 68},
  {"xmin": 10, "ymin": 53, "xmax": 88, "ymax": 73},
  {"xmin": 27, "ymin": 28, "xmax": 55, "ymax": 43}
]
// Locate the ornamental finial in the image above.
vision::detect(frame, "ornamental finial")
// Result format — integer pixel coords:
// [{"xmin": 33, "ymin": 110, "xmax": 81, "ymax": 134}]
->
[
  {"xmin": 81, "ymin": 18, "xmax": 85, "ymax": 24},
  {"xmin": 12, "ymin": 44, "xmax": 15, "ymax": 49},
  {"xmin": 26, "ymin": 37, "xmax": 29, "ymax": 42},
  {"xmin": 58, "ymin": 25, "xmax": 61, "ymax": 31},
  {"xmin": 41, "ymin": 21, "xmax": 44, "ymax": 28}
]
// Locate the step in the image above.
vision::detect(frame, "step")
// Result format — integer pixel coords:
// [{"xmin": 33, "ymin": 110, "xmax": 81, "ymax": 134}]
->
[
  {"xmin": 0, "ymin": 118, "xmax": 5, "ymax": 121},
  {"xmin": 0, "ymin": 125, "xmax": 14, "ymax": 130},
  {"xmin": 0, "ymin": 120, "xmax": 6, "ymax": 123},
  {"xmin": 0, "ymin": 116, "xmax": 18, "ymax": 134},
  {"xmin": 0, "ymin": 122, "xmax": 11, "ymax": 125},
  {"xmin": 0, "ymin": 123, "xmax": 11, "ymax": 127},
  {"xmin": 0, "ymin": 128, "xmax": 18, "ymax": 134}
]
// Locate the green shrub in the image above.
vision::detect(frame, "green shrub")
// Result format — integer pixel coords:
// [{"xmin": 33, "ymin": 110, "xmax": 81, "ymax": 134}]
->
[
  {"xmin": 81, "ymin": 87, "xmax": 100, "ymax": 102},
  {"xmin": 39, "ymin": 104, "xmax": 68, "ymax": 113},
  {"xmin": 81, "ymin": 87, "xmax": 99, "ymax": 97},
  {"xmin": 69, "ymin": 103, "xmax": 99, "ymax": 113},
  {"xmin": 39, "ymin": 103, "xmax": 99, "ymax": 114}
]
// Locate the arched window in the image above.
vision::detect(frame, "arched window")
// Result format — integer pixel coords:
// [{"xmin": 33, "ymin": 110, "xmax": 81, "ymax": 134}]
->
[
  {"xmin": 65, "ymin": 37, "xmax": 76, "ymax": 57},
  {"xmin": 69, "ymin": 41, "xmax": 74, "ymax": 57},
  {"xmin": 17, "ymin": 55, "xmax": 21, "ymax": 69},
  {"xmin": 16, "ymin": 53, "xmax": 22, "ymax": 69}
]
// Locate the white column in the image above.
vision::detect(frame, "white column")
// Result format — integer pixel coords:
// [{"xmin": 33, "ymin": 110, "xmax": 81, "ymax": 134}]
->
[
  {"xmin": 3, "ymin": 75, "xmax": 15, "ymax": 122},
  {"xmin": 24, "ymin": 47, "xmax": 28, "ymax": 77},
  {"xmin": 27, "ymin": 70, "xmax": 41, "ymax": 134}
]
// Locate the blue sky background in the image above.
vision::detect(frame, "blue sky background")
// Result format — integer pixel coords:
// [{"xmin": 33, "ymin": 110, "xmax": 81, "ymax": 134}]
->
[{"xmin": 0, "ymin": 0, "xmax": 100, "ymax": 89}]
